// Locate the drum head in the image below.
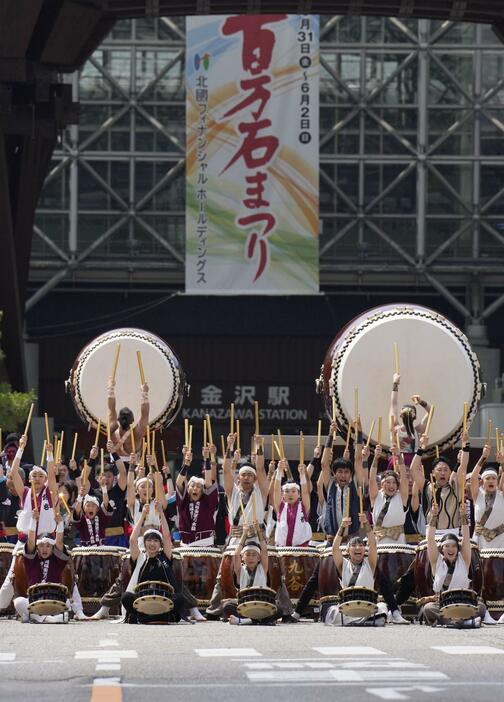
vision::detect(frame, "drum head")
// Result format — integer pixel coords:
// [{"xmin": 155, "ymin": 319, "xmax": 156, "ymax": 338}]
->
[
  {"xmin": 339, "ymin": 600, "xmax": 378, "ymax": 618},
  {"xmin": 70, "ymin": 328, "xmax": 185, "ymax": 429},
  {"xmin": 134, "ymin": 595, "xmax": 174, "ymax": 615},
  {"xmin": 28, "ymin": 600, "xmax": 67, "ymax": 615},
  {"xmin": 440, "ymin": 603, "xmax": 478, "ymax": 620},
  {"xmin": 325, "ymin": 305, "xmax": 481, "ymax": 451},
  {"xmin": 237, "ymin": 600, "xmax": 277, "ymax": 620}
]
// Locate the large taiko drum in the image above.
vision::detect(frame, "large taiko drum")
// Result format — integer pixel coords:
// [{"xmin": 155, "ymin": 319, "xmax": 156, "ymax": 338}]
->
[
  {"xmin": 376, "ymin": 543, "xmax": 416, "ymax": 588},
  {"xmin": 414, "ymin": 538, "xmax": 482, "ymax": 601},
  {"xmin": 318, "ymin": 546, "xmax": 341, "ymax": 598},
  {"xmin": 173, "ymin": 546, "xmax": 222, "ymax": 607},
  {"xmin": 276, "ymin": 546, "xmax": 319, "ymax": 604},
  {"xmin": 317, "ymin": 305, "xmax": 482, "ymax": 453},
  {"xmin": 71, "ymin": 546, "xmax": 127, "ymax": 615},
  {"xmin": 480, "ymin": 549, "xmax": 504, "ymax": 620},
  {"xmin": 66, "ymin": 327, "xmax": 187, "ymax": 430}
]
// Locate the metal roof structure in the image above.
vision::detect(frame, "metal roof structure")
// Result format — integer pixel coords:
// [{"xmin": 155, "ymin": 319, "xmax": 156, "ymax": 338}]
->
[{"xmin": 1, "ymin": 1, "xmax": 504, "ymax": 389}]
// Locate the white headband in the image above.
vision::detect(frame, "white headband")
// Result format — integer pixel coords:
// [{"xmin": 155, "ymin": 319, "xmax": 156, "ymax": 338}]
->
[
  {"xmin": 481, "ymin": 469, "xmax": 499, "ymax": 479},
  {"xmin": 239, "ymin": 466, "xmax": 257, "ymax": 477},
  {"xmin": 135, "ymin": 477, "xmax": 153, "ymax": 488},
  {"xmin": 188, "ymin": 476, "xmax": 204, "ymax": 487},
  {"xmin": 36, "ymin": 535, "xmax": 56, "ymax": 546},
  {"xmin": 84, "ymin": 495, "xmax": 100, "ymax": 507},
  {"xmin": 144, "ymin": 528, "xmax": 163, "ymax": 541},
  {"xmin": 29, "ymin": 466, "xmax": 47, "ymax": 479},
  {"xmin": 242, "ymin": 544, "xmax": 261, "ymax": 555},
  {"xmin": 282, "ymin": 482, "xmax": 300, "ymax": 492}
]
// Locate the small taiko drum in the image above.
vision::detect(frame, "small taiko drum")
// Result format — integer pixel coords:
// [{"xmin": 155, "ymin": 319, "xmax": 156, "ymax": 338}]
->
[
  {"xmin": 133, "ymin": 580, "xmax": 174, "ymax": 615},
  {"xmin": 28, "ymin": 582, "xmax": 68, "ymax": 615},
  {"xmin": 317, "ymin": 304, "xmax": 482, "ymax": 454},
  {"xmin": 480, "ymin": 549, "xmax": 504, "ymax": 620},
  {"xmin": 71, "ymin": 546, "xmax": 127, "ymax": 615},
  {"xmin": 339, "ymin": 586, "xmax": 378, "ymax": 617},
  {"xmin": 66, "ymin": 327, "xmax": 187, "ymax": 430},
  {"xmin": 414, "ymin": 538, "xmax": 482, "ymax": 600},
  {"xmin": 173, "ymin": 546, "xmax": 222, "ymax": 607},
  {"xmin": 237, "ymin": 586, "xmax": 277, "ymax": 620},
  {"xmin": 439, "ymin": 588, "xmax": 478, "ymax": 620},
  {"xmin": 0, "ymin": 544, "xmax": 15, "ymax": 614},
  {"xmin": 276, "ymin": 546, "xmax": 319, "ymax": 604}
]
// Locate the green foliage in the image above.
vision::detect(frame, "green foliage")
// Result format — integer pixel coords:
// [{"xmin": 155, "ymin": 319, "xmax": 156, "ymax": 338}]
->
[
  {"xmin": 0, "ymin": 311, "xmax": 37, "ymax": 431},
  {"xmin": 0, "ymin": 382, "xmax": 37, "ymax": 431}
]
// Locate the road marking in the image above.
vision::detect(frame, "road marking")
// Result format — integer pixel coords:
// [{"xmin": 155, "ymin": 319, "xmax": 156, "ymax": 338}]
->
[
  {"xmin": 95, "ymin": 664, "xmax": 121, "ymax": 672},
  {"xmin": 0, "ymin": 653, "xmax": 15, "ymax": 662},
  {"xmin": 99, "ymin": 639, "xmax": 119, "ymax": 647},
  {"xmin": 246, "ymin": 670, "xmax": 447, "ymax": 684},
  {"xmin": 195, "ymin": 648, "xmax": 261, "ymax": 657},
  {"xmin": 90, "ymin": 677, "xmax": 122, "ymax": 702},
  {"xmin": 431, "ymin": 646, "xmax": 504, "ymax": 655},
  {"xmin": 314, "ymin": 647, "xmax": 386, "ymax": 656},
  {"xmin": 76, "ymin": 650, "xmax": 138, "ymax": 660},
  {"xmin": 366, "ymin": 686, "xmax": 443, "ymax": 700}
]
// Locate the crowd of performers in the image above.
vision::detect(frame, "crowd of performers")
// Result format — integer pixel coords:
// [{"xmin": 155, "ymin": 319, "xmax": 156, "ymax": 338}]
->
[{"xmin": 0, "ymin": 372, "xmax": 503, "ymax": 628}]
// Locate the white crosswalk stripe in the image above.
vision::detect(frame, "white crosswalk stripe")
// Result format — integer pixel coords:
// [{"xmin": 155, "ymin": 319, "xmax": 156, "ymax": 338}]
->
[
  {"xmin": 431, "ymin": 645, "xmax": 504, "ymax": 655},
  {"xmin": 195, "ymin": 648, "xmax": 262, "ymax": 657}
]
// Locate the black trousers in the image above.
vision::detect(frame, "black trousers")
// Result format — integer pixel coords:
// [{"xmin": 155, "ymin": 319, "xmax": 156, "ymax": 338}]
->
[
  {"xmin": 122, "ymin": 590, "xmax": 184, "ymax": 624},
  {"xmin": 295, "ymin": 562, "xmax": 320, "ymax": 615}
]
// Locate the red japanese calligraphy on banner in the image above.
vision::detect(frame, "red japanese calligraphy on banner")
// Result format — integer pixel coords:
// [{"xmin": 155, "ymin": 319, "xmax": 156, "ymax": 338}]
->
[{"xmin": 186, "ymin": 15, "xmax": 319, "ymax": 294}]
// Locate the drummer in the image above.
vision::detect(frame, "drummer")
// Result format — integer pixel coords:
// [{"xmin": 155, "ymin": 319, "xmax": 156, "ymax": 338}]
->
[
  {"xmin": 101, "ymin": 442, "xmax": 128, "ymax": 546},
  {"xmin": 72, "ymin": 475, "xmax": 113, "ymax": 546},
  {"xmin": 325, "ymin": 512, "xmax": 387, "ymax": 627},
  {"xmin": 273, "ymin": 459, "xmax": 312, "ymax": 547},
  {"xmin": 13, "ymin": 507, "xmax": 69, "ymax": 623},
  {"xmin": 390, "ymin": 372, "xmax": 432, "ymax": 463},
  {"xmin": 322, "ymin": 418, "xmax": 366, "ymax": 539},
  {"xmin": 418, "ymin": 431, "xmax": 470, "ymax": 535},
  {"xmin": 223, "ymin": 432, "xmax": 269, "ymax": 545},
  {"xmin": 225, "ymin": 522, "xmax": 277, "ymax": 626},
  {"xmin": 107, "ymin": 376, "xmax": 150, "ymax": 459},
  {"xmin": 176, "ymin": 445, "xmax": 218, "ymax": 547},
  {"xmin": 421, "ymin": 504, "xmax": 485, "ymax": 627},
  {"xmin": 10, "ymin": 434, "xmax": 58, "ymax": 541},
  {"xmin": 127, "ymin": 453, "xmax": 166, "ymax": 535},
  {"xmin": 469, "ymin": 444, "xmax": 504, "ymax": 549},
  {"xmin": 122, "ymin": 501, "xmax": 184, "ymax": 624}
]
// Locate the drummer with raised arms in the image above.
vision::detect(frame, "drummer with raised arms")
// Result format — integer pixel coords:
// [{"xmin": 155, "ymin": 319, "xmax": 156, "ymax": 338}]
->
[
  {"xmin": 127, "ymin": 452, "xmax": 166, "ymax": 536},
  {"xmin": 176, "ymin": 445, "xmax": 218, "ymax": 547},
  {"xmin": 273, "ymin": 458, "xmax": 312, "ymax": 547},
  {"xmin": 122, "ymin": 501, "xmax": 184, "ymax": 624},
  {"xmin": 14, "ymin": 506, "xmax": 68, "ymax": 623},
  {"xmin": 417, "ymin": 431, "xmax": 470, "ymax": 536},
  {"xmin": 470, "ymin": 443, "xmax": 504, "ymax": 549},
  {"xmin": 421, "ymin": 504, "xmax": 485, "ymax": 628},
  {"xmin": 224, "ymin": 522, "xmax": 277, "ymax": 626},
  {"xmin": 325, "ymin": 512, "xmax": 387, "ymax": 627},
  {"xmin": 107, "ymin": 376, "xmax": 149, "ymax": 459},
  {"xmin": 390, "ymin": 372, "xmax": 432, "ymax": 464},
  {"xmin": 223, "ymin": 432, "xmax": 269, "ymax": 546}
]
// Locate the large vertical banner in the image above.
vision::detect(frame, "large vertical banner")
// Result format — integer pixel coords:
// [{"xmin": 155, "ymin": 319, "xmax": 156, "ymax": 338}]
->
[{"xmin": 186, "ymin": 15, "xmax": 319, "ymax": 294}]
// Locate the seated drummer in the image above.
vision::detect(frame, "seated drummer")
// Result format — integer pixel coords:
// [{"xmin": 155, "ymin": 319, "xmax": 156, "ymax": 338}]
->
[
  {"xmin": 273, "ymin": 459, "xmax": 312, "ymax": 547},
  {"xmin": 418, "ymin": 431, "xmax": 470, "ymax": 535},
  {"xmin": 122, "ymin": 501, "xmax": 184, "ymax": 624},
  {"xmin": 73, "ymin": 475, "xmax": 112, "ymax": 546},
  {"xmin": 107, "ymin": 376, "xmax": 149, "ymax": 459},
  {"xmin": 14, "ymin": 507, "xmax": 69, "ymax": 623},
  {"xmin": 224, "ymin": 523, "xmax": 277, "ymax": 626},
  {"xmin": 421, "ymin": 504, "xmax": 485, "ymax": 628},
  {"xmin": 176, "ymin": 445, "xmax": 218, "ymax": 547},
  {"xmin": 325, "ymin": 512, "xmax": 387, "ymax": 627}
]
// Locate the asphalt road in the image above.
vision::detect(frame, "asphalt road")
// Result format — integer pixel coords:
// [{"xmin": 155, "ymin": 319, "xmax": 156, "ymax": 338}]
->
[{"xmin": 1, "ymin": 619, "xmax": 504, "ymax": 702}]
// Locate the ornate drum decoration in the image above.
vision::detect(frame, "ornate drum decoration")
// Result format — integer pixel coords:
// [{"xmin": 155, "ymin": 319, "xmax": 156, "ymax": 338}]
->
[{"xmin": 317, "ymin": 304, "xmax": 482, "ymax": 453}]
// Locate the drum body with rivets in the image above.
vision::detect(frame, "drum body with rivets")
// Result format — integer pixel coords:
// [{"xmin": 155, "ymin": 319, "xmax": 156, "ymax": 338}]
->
[
  {"xmin": 67, "ymin": 327, "xmax": 187, "ymax": 430},
  {"xmin": 318, "ymin": 305, "xmax": 482, "ymax": 453}
]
